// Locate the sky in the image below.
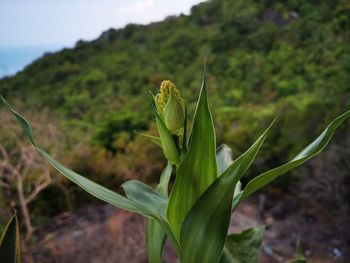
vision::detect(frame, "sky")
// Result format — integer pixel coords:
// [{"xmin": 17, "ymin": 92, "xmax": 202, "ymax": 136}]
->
[
  {"xmin": 0, "ymin": 0, "xmax": 204, "ymax": 48},
  {"xmin": 0, "ymin": 0, "xmax": 204, "ymax": 77}
]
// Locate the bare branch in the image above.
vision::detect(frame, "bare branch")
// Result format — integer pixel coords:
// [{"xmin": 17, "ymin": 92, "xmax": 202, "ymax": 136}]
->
[
  {"xmin": 25, "ymin": 168, "xmax": 51, "ymax": 205},
  {"xmin": 0, "ymin": 144, "xmax": 9, "ymax": 161}
]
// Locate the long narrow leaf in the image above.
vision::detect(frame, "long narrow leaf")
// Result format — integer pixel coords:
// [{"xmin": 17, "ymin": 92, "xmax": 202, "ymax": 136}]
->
[
  {"xmin": 0, "ymin": 215, "xmax": 20, "ymax": 263},
  {"xmin": 288, "ymin": 241, "xmax": 306, "ymax": 263},
  {"xmin": 156, "ymin": 162, "xmax": 172, "ymax": 196},
  {"xmin": 1, "ymin": 96, "xmax": 181, "ymax": 254},
  {"xmin": 167, "ymin": 71, "xmax": 217, "ymax": 239},
  {"xmin": 146, "ymin": 220, "xmax": 167, "ymax": 263},
  {"xmin": 182, "ymin": 103, "xmax": 188, "ymax": 151},
  {"xmin": 1, "ymin": 95, "xmax": 148, "ymax": 212},
  {"xmin": 122, "ymin": 180, "xmax": 168, "ymax": 218},
  {"xmin": 234, "ymin": 109, "xmax": 350, "ymax": 207},
  {"xmin": 136, "ymin": 131, "xmax": 162, "ymax": 147},
  {"xmin": 219, "ymin": 226, "xmax": 265, "ymax": 263},
  {"xmin": 179, "ymin": 122, "xmax": 273, "ymax": 263}
]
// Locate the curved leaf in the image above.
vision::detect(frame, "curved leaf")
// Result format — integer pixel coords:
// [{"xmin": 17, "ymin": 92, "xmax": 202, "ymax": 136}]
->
[
  {"xmin": 122, "ymin": 180, "xmax": 168, "ymax": 218},
  {"xmin": 156, "ymin": 162, "xmax": 172, "ymax": 196},
  {"xmin": 136, "ymin": 131, "xmax": 162, "ymax": 147},
  {"xmin": 219, "ymin": 226, "xmax": 265, "ymax": 263},
  {"xmin": 167, "ymin": 72, "xmax": 217, "ymax": 239},
  {"xmin": 122, "ymin": 179, "xmax": 181, "ymax": 256},
  {"xmin": 1, "ymin": 95, "xmax": 146, "ymax": 212},
  {"xmin": 237, "ymin": 109, "xmax": 350, "ymax": 204},
  {"xmin": 179, "ymin": 122, "xmax": 273, "ymax": 263},
  {"xmin": 0, "ymin": 215, "xmax": 20, "ymax": 263},
  {"xmin": 288, "ymin": 241, "xmax": 306, "ymax": 263},
  {"xmin": 1, "ymin": 96, "xmax": 182, "ymax": 254}
]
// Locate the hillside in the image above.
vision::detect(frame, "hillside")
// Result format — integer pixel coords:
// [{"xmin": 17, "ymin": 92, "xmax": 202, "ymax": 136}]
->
[{"xmin": 1, "ymin": 0, "xmax": 350, "ymax": 220}]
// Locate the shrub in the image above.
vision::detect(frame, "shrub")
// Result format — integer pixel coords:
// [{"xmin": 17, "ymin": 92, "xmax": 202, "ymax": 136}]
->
[{"xmin": 1, "ymin": 70, "xmax": 349, "ymax": 262}]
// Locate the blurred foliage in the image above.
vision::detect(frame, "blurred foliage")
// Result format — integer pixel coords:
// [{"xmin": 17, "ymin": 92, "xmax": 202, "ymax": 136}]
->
[{"xmin": 0, "ymin": 0, "xmax": 350, "ymax": 226}]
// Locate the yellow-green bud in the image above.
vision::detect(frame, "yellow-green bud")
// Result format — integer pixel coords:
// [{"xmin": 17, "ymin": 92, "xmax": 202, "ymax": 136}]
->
[{"xmin": 156, "ymin": 80, "xmax": 185, "ymax": 132}]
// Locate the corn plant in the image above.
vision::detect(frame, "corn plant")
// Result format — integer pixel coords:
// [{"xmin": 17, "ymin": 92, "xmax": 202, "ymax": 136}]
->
[{"xmin": 1, "ymin": 70, "xmax": 349, "ymax": 263}]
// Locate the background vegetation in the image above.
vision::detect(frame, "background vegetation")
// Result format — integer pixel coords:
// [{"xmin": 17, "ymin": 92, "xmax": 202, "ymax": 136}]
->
[{"xmin": 0, "ymin": 0, "xmax": 349, "ymax": 237}]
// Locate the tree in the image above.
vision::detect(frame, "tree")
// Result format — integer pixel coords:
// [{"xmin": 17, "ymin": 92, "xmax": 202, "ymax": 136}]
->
[
  {"xmin": 0, "ymin": 108, "xmax": 63, "ymax": 241},
  {"xmin": 0, "ymin": 143, "xmax": 51, "ymax": 241}
]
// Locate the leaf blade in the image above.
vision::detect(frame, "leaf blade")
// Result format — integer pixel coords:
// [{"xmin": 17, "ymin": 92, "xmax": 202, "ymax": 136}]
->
[
  {"xmin": 219, "ymin": 226, "xmax": 265, "ymax": 263},
  {"xmin": 179, "ymin": 122, "xmax": 273, "ymax": 263},
  {"xmin": 122, "ymin": 180, "xmax": 168, "ymax": 218},
  {"xmin": 146, "ymin": 219, "xmax": 167, "ymax": 263},
  {"xmin": 288, "ymin": 241, "xmax": 306, "ymax": 263},
  {"xmin": 0, "ymin": 96, "xmax": 182, "ymax": 253},
  {"xmin": 240, "ymin": 109, "xmax": 350, "ymax": 201},
  {"xmin": 122, "ymin": 172, "xmax": 181, "ymax": 257},
  {"xmin": 1, "ymin": 95, "xmax": 142, "ymax": 212},
  {"xmin": 0, "ymin": 215, "xmax": 21, "ymax": 263},
  {"xmin": 167, "ymin": 72, "xmax": 217, "ymax": 239},
  {"xmin": 136, "ymin": 131, "xmax": 162, "ymax": 147}
]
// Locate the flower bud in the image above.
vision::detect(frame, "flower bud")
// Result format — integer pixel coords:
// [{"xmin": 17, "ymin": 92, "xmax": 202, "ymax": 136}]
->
[
  {"xmin": 156, "ymin": 115, "xmax": 180, "ymax": 165},
  {"xmin": 156, "ymin": 80, "xmax": 185, "ymax": 133}
]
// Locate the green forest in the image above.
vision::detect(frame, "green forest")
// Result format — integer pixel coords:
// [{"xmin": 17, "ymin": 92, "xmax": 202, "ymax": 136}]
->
[{"xmin": 0, "ymin": 0, "xmax": 349, "ymax": 237}]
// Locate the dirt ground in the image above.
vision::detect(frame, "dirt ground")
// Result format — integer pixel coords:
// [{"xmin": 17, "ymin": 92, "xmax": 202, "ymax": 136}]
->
[{"xmin": 24, "ymin": 193, "xmax": 349, "ymax": 263}]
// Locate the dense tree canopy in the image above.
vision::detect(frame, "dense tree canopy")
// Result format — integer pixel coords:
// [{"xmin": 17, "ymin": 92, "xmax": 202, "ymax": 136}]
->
[{"xmin": 1, "ymin": 0, "xmax": 349, "ymax": 189}]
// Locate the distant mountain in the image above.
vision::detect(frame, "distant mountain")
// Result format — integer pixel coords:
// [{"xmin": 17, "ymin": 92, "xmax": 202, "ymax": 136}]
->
[{"xmin": 1, "ymin": 0, "xmax": 349, "ymax": 159}]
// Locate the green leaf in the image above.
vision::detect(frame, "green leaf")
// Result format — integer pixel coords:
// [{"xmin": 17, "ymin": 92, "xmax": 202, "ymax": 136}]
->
[
  {"xmin": 121, "ymin": 180, "xmax": 182, "ymax": 255},
  {"xmin": 288, "ymin": 241, "xmax": 306, "ymax": 263},
  {"xmin": 122, "ymin": 178, "xmax": 181, "ymax": 257},
  {"xmin": 156, "ymin": 162, "xmax": 173, "ymax": 196},
  {"xmin": 145, "ymin": 163, "xmax": 172, "ymax": 263},
  {"xmin": 0, "ymin": 96, "xmax": 181, "ymax": 255},
  {"xmin": 219, "ymin": 226, "xmax": 265, "ymax": 263},
  {"xmin": 181, "ymin": 102, "xmax": 188, "ymax": 154},
  {"xmin": 179, "ymin": 122, "xmax": 273, "ymax": 263},
  {"xmin": 167, "ymin": 71, "xmax": 217, "ymax": 240},
  {"xmin": 136, "ymin": 131, "xmax": 162, "ymax": 147},
  {"xmin": 122, "ymin": 180, "xmax": 168, "ymax": 218},
  {"xmin": 232, "ymin": 109, "xmax": 350, "ymax": 210},
  {"xmin": 146, "ymin": 219, "xmax": 167, "ymax": 263},
  {"xmin": 0, "ymin": 215, "xmax": 21, "ymax": 263},
  {"xmin": 156, "ymin": 114, "xmax": 180, "ymax": 165},
  {"xmin": 1, "ymin": 95, "xmax": 141, "ymax": 212}
]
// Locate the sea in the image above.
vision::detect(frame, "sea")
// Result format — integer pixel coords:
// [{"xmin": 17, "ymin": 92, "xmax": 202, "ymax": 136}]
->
[{"xmin": 0, "ymin": 46, "xmax": 61, "ymax": 79}]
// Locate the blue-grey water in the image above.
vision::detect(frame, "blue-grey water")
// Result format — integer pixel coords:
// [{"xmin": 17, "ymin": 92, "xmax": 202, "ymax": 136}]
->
[{"xmin": 0, "ymin": 46, "xmax": 61, "ymax": 78}]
